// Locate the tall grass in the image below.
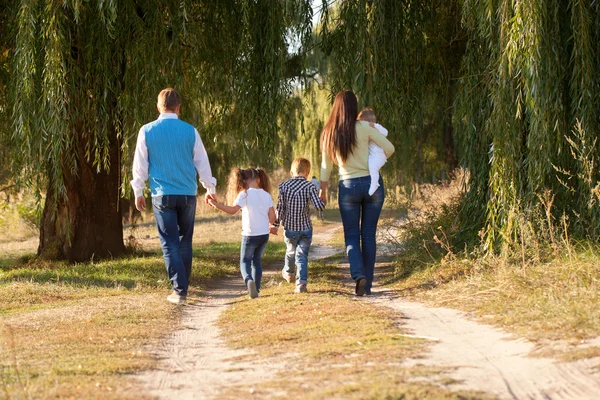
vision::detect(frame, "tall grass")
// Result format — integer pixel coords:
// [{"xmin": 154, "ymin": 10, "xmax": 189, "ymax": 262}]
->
[{"xmin": 390, "ymin": 172, "xmax": 600, "ymax": 344}]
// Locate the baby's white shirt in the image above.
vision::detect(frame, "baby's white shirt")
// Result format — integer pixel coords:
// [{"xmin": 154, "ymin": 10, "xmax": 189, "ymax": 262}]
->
[{"xmin": 369, "ymin": 123, "xmax": 389, "ymax": 160}]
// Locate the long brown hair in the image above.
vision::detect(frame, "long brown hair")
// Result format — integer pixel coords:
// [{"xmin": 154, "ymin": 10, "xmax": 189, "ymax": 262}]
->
[
  {"xmin": 321, "ymin": 90, "xmax": 358, "ymax": 164},
  {"xmin": 227, "ymin": 167, "xmax": 272, "ymax": 202}
]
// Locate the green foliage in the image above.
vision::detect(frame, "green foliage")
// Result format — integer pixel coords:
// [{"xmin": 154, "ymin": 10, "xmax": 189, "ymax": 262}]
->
[
  {"xmin": 7, "ymin": 0, "xmax": 600, "ymax": 255},
  {"xmin": 0, "ymin": 0, "xmax": 11, "ymax": 187},
  {"xmin": 16, "ymin": 198, "xmax": 41, "ymax": 229},
  {"xmin": 319, "ymin": 0, "xmax": 465, "ymax": 184},
  {"xmin": 455, "ymin": 0, "xmax": 600, "ymax": 252},
  {"xmin": 7, "ymin": 0, "xmax": 314, "ymax": 198},
  {"xmin": 276, "ymin": 82, "xmax": 332, "ymax": 178}
]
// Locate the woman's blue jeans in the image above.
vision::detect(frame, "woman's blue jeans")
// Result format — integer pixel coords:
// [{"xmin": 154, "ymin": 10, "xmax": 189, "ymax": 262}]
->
[
  {"xmin": 338, "ymin": 176, "xmax": 384, "ymax": 292},
  {"xmin": 240, "ymin": 234, "xmax": 269, "ymax": 291},
  {"xmin": 152, "ymin": 195, "xmax": 197, "ymax": 296}
]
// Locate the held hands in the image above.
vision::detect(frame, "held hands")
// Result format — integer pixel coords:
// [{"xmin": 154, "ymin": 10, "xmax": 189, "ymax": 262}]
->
[
  {"xmin": 135, "ymin": 197, "xmax": 146, "ymax": 212},
  {"xmin": 207, "ymin": 197, "xmax": 219, "ymax": 209},
  {"xmin": 205, "ymin": 192, "xmax": 218, "ymax": 205},
  {"xmin": 205, "ymin": 193, "xmax": 220, "ymax": 210},
  {"xmin": 269, "ymin": 225, "xmax": 279, "ymax": 235}
]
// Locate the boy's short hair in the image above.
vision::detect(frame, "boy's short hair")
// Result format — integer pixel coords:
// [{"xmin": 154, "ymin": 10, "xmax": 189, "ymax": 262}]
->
[
  {"xmin": 291, "ymin": 157, "xmax": 311, "ymax": 175},
  {"xmin": 357, "ymin": 107, "xmax": 376, "ymax": 123},
  {"xmin": 157, "ymin": 88, "xmax": 181, "ymax": 112}
]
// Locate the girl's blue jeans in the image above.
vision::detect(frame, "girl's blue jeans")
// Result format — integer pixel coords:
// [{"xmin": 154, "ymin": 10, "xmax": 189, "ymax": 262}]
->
[
  {"xmin": 338, "ymin": 176, "xmax": 384, "ymax": 292},
  {"xmin": 283, "ymin": 228, "xmax": 313, "ymax": 285},
  {"xmin": 240, "ymin": 234, "xmax": 269, "ymax": 291}
]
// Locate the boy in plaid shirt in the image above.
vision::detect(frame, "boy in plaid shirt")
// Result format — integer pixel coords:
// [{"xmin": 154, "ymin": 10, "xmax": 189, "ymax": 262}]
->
[{"xmin": 271, "ymin": 158, "xmax": 325, "ymax": 293}]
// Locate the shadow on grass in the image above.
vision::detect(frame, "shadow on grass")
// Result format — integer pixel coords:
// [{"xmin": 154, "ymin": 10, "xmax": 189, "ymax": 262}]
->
[
  {"xmin": 124, "ymin": 212, "xmax": 241, "ymax": 230},
  {"xmin": 0, "ymin": 242, "xmax": 286, "ymax": 292}
]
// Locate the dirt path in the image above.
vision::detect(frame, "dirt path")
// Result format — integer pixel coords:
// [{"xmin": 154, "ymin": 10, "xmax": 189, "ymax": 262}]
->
[
  {"xmin": 314, "ymin": 225, "xmax": 600, "ymax": 399},
  {"xmin": 369, "ymin": 292, "xmax": 600, "ymax": 399},
  {"xmin": 137, "ymin": 226, "xmax": 343, "ymax": 399},
  {"xmin": 136, "ymin": 279, "xmax": 285, "ymax": 399},
  {"xmin": 310, "ymin": 225, "xmax": 343, "ymax": 260},
  {"xmin": 138, "ymin": 222, "xmax": 600, "ymax": 399}
]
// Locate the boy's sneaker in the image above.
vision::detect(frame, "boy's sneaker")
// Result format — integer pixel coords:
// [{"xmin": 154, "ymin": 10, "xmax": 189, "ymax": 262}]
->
[
  {"xmin": 167, "ymin": 291, "xmax": 187, "ymax": 304},
  {"xmin": 294, "ymin": 284, "xmax": 307, "ymax": 294},
  {"xmin": 247, "ymin": 280, "xmax": 259, "ymax": 299},
  {"xmin": 355, "ymin": 278, "xmax": 367, "ymax": 297},
  {"xmin": 282, "ymin": 269, "xmax": 294, "ymax": 283}
]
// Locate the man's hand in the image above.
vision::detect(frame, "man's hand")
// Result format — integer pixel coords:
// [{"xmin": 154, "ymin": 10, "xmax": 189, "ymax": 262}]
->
[
  {"xmin": 135, "ymin": 196, "xmax": 146, "ymax": 212},
  {"xmin": 205, "ymin": 192, "xmax": 217, "ymax": 205},
  {"xmin": 319, "ymin": 189, "xmax": 327, "ymax": 205},
  {"xmin": 269, "ymin": 226, "xmax": 279, "ymax": 235},
  {"xmin": 207, "ymin": 198, "xmax": 219, "ymax": 209}
]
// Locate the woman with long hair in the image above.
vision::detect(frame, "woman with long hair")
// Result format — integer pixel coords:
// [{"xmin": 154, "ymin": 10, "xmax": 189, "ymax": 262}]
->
[{"xmin": 319, "ymin": 90, "xmax": 395, "ymax": 296}]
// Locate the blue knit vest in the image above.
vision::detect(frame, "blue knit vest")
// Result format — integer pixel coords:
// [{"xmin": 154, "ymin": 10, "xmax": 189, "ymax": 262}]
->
[{"xmin": 143, "ymin": 118, "xmax": 197, "ymax": 197}]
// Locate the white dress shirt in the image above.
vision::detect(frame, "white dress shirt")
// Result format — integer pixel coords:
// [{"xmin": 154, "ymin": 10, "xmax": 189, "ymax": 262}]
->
[{"xmin": 130, "ymin": 113, "xmax": 217, "ymax": 198}]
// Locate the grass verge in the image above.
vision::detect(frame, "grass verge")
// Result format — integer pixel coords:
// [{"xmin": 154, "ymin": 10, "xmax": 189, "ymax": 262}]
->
[
  {"xmin": 388, "ymin": 180, "xmax": 600, "ymax": 358},
  {"xmin": 218, "ymin": 259, "xmax": 487, "ymax": 399},
  {"xmin": 0, "ymin": 242, "xmax": 243, "ymax": 400}
]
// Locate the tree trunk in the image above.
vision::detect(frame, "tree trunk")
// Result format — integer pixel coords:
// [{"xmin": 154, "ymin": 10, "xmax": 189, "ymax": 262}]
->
[{"xmin": 38, "ymin": 127, "xmax": 125, "ymax": 262}]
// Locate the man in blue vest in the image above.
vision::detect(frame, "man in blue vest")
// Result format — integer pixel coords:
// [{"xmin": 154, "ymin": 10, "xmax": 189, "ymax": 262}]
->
[{"xmin": 131, "ymin": 88, "xmax": 217, "ymax": 304}]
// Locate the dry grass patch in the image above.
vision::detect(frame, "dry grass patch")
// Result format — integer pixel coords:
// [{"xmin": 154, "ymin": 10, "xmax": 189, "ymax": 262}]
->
[
  {"xmin": 0, "ymin": 242, "xmax": 241, "ymax": 399},
  {"xmin": 219, "ymin": 260, "xmax": 487, "ymax": 399},
  {"xmin": 1, "ymin": 294, "xmax": 171, "ymax": 399},
  {"xmin": 388, "ymin": 178, "xmax": 600, "ymax": 359},
  {"xmin": 396, "ymin": 253, "xmax": 600, "ymax": 343}
]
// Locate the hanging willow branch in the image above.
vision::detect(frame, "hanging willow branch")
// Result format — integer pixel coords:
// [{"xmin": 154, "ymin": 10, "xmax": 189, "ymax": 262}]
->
[
  {"xmin": 320, "ymin": 0, "xmax": 466, "ymax": 184},
  {"xmin": 456, "ymin": 0, "xmax": 600, "ymax": 251},
  {"xmin": 8, "ymin": 0, "xmax": 314, "ymax": 203}
]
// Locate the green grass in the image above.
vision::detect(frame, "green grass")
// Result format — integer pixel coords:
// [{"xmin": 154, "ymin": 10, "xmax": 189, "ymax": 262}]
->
[
  {"xmin": 218, "ymin": 258, "xmax": 487, "ymax": 399},
  {"xmin": 0, "ymin": 242, "xmax": 245, "ymax": 399}
]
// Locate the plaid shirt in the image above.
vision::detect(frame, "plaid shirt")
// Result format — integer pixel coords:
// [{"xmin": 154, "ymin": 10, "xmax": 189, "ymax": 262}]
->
[{"xmin": 274, "ymin": 176, "xmax": 325, "ymax": 231}]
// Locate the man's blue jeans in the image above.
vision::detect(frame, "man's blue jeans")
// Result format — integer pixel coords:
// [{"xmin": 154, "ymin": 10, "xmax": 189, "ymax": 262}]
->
[
  {"xmin": 152, "ymin": 195, "xmax": 197, "ymax": 296},
  {"xmin": 283, "ymin": 228, "xmax": 313, "ymax": 285},
  {"xmin": 338, "ymin": 176, "xmax": 384, "ymax": 292},
  {"xmin": 240, "ymin": 234, "xmax": 269, "ymax": 292}
]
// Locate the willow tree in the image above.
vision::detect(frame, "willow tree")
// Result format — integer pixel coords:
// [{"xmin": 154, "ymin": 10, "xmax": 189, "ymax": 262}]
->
[
  {"xmin": 455, "ymin": 0, "xmax": 600, "ymax": 251},
  {"xmin": 0, "ymin": 0, "xmax": 10, "ymax": 184},
  {"xmin": 9, "ymin": 0, "xmax": 312, "ymax": 261},
  {"xmin": 319, "ymin": 0, "xmax": 600, "ymax": 251},
  {"xmin": 319, "ymin": 0, "xmax": 466, "ymax": 184}
]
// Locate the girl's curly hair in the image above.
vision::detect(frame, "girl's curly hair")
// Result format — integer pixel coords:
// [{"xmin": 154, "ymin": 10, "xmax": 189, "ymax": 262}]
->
[{"xmin": 227, "ymin": 167, "xmax": 272, "ymax": 202}]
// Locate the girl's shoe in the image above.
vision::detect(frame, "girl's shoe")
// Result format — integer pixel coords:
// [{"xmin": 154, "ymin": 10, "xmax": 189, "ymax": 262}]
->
[
  {"xmin": 282, "ymin": 269, "xmax": 294, "ymax": 283},
  {"xmin": 355, "ymin": 278, "xmax": 367, "ymax": 296},
  {"xmin": 294, "ymin": 284, "xmax": 307, "ymax": 294},
  {"xmin": 247, "ymin": 280, "xmax": 259, "ymax": 299}
]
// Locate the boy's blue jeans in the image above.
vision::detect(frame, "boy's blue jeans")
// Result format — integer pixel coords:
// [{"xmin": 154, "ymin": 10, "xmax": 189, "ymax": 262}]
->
[
  {"xmin": 283, "ymin": 228, "xmax": 313, "ymax": 285},
  {"xmin": 338, "ymin": 176, "xmax": 384, "ymax": 293},
  {"xmin": 240, "ymin": 234, "xmax": 269, "ymax": 291},
  {"xmin": 152, "ymin": 195, "xmax": 197, "ymax": 296}
]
